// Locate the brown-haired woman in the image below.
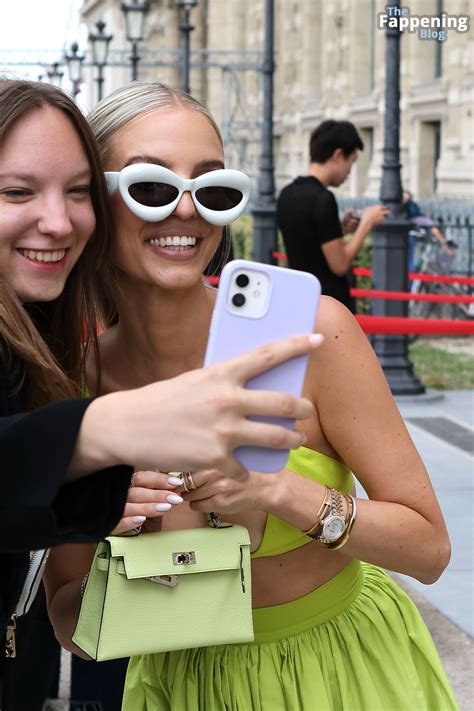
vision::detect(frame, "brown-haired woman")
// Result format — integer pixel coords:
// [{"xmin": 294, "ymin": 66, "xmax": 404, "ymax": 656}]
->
[{"xmin": 0, "ymin": 78, "xmax": 319, "ymax": 708}]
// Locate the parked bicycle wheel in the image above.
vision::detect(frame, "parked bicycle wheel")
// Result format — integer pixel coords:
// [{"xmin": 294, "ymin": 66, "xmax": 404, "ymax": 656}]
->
[
  {"xmin": 450, "ymin": 283, "xmax": 474, "ymax": 321},
  {"xmin": 409, "ymin": 282, "xmax": 436, "ymax": 320},
  {"xmin": 407, "ymin": 283, "xmax": 429, "ymax": 343}
]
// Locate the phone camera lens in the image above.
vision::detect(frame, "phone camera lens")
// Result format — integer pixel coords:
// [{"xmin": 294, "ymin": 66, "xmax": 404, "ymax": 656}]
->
[
  {"xmin": 236, "ymin": 273, "xmax": 249, "ymax": 288},
  {"xmin": 232, "ymin": 293, "xmax": 246, "ymax": 307}
]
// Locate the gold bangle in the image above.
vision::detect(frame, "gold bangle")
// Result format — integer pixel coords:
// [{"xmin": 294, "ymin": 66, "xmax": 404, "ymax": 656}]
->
[
  {"xmin": 303, "ymin": 486, "xmax": 332, "ymax": 537},
  {"xmin": 326, "ymin": 493, "xmax": 357, "ymax": 550},
  {"xmin": 311, "ymin": 488, "xmax": 349, "ymax": 547}
]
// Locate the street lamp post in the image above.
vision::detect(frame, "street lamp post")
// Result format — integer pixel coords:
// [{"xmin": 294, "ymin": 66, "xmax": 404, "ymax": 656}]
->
[
  {"xmin": 175, "ymin": 0, "xmax": 198, "ymax": 93},
  {"xmin": 121, "ymin": 0, "xmax": 150, "ymax": 81},
  {"xmin": 371, "ymin": 0, "xmax": 424, "ymax": 395},
  {"xmin": 47, "ymin": 62, "xmax": 64, "ymax": 88},
  {"xmin": 64, "ymin": 42, "xmax": 84, "ymax": 98},
  {"xmin": 251, "ymin": 0, "xmax": 277, "ymax": 264},
  {"xmin": 88, "ymin": 20, "xmax": 113, "ymax": 103}
]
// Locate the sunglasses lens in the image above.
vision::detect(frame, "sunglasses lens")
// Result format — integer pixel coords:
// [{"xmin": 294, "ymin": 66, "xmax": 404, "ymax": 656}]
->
[
  {"xmin": 195, "ymin": 186, "xmax": 243, "ymax": 211},
  {"xmin": 128, "ymin": 182, "xmax": 179, "ymax": 207}
]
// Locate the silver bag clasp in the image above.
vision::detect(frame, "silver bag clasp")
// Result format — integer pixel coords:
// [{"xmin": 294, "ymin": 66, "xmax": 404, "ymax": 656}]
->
[
  {"xmin": 172, "ymin": 551, "xmax": 196, "ymax": 565},
  {"xmin": 149, "ymin": 575, "xmax": 179, "ymax": 587}
]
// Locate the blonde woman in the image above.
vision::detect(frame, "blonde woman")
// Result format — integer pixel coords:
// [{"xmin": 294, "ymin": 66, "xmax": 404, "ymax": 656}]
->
[{"xmin": 45, "ymin": 82, "xmax": 457, "ymax": 711}]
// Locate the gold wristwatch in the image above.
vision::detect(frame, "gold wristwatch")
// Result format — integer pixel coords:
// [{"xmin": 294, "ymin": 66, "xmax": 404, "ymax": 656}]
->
[{"xmin": 315, "ymin": 488, "xmax": 346, "ymax": 544}]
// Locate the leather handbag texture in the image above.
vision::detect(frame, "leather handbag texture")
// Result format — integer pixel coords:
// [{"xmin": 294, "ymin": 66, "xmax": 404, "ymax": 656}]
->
[{"xmin": 72, "ymin": 525, "xmax": 253, "ymax": 661}]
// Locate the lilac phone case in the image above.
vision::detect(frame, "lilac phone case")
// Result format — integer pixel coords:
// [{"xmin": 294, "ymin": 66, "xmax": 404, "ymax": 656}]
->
[{"xmin": 204, "ymin": 259, "xmax": 321, "ymax": 472}]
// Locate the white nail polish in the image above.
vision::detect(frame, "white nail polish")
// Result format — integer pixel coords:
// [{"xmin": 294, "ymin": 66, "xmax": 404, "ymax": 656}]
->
[
  {"xmin": 167, "ymin": 476, "xmax": 183, "ymax": 486},
  {"xmin": 132, "ymin": 515, "xmax": 146, "ymax": 524},
  {"xmin": 155, "ymin": 503, "xmax": 172, "ymax": 512},
  {"xmin": 167, "ymin": 494, "xmax": 183, "ymax": 504}
]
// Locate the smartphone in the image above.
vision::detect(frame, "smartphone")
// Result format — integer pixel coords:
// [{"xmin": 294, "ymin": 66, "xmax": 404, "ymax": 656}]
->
[{"xmin": 204, "ymin": 259, "xmax": 321, "ymax": 472}]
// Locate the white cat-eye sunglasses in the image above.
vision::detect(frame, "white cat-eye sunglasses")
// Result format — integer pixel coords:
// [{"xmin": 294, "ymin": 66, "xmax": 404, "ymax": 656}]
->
[{"xmin": 105, "ymin": 164, "xmax": 251, "ymax": 226}]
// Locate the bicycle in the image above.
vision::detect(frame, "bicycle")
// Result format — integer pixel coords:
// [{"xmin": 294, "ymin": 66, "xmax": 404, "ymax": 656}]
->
[{"xmin": 409, "ymin": 225, "xmax": 473, "ymax": 322}]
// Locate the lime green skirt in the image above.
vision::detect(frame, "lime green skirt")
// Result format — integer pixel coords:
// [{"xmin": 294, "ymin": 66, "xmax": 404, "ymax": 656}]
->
[{"xmin": 122, "ymin": 560, "xmax": 458, "ymax": 710}]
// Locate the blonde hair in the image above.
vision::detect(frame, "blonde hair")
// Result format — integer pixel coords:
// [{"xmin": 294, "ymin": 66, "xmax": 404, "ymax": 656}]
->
[
  {"xmin": 89, "ymin": 81, "xmax": 230, "ymax": 326},
  {"xmin": 90, "ymin": 81, "xmax": 223, "ymax": 167}
]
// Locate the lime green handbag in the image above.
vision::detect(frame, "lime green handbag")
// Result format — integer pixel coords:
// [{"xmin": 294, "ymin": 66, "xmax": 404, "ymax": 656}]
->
[{"xmin": 72, "ymin": 524, "xmax": 253, "ymax": 661}]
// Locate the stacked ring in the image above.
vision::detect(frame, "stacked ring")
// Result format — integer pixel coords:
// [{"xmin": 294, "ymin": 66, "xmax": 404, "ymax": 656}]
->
[
  {"xmin": 176, "ymin": 472, "xmax": 197, "ymax": 493},
  {"xmin": 185, "ymin": 472, "xmax": 197, "ymax": 490}
]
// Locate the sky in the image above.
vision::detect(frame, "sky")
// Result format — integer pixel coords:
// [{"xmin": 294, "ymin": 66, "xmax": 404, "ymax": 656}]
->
[{"xmin": 0, "ymin": 0, "xmax": 86, "ymax": 80}]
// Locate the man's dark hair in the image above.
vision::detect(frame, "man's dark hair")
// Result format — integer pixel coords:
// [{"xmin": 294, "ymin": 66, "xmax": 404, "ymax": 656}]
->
[{"xmin": 309, "ymin": 120, "xmax": 364, "ymax": 163}]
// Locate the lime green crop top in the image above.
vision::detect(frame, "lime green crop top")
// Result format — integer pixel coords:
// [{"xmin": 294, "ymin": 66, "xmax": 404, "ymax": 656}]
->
[{"xmin": 251, "ymin": 446, "xmax": 353, "ymax": 559}]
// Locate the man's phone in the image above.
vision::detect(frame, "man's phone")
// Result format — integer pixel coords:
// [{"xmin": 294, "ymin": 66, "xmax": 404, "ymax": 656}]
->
[{"xmin": 204, "ymin": 259, "xmax": 321, "ymax": 472}]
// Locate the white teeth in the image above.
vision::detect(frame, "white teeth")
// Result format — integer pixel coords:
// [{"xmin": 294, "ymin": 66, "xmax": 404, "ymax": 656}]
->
[
  {"xmin": 18, "ymin": 249, "xmax": 66, "ymax": 263},
  {"xmin": 147, "ymin": 236, "xmax": 197, "ymax": 249}
]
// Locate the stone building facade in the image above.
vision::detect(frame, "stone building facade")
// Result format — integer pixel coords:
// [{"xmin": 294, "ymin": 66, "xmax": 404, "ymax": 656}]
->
[{"xmin": 80, "ymin": 0, "xmax": 473, "ymax": 200}]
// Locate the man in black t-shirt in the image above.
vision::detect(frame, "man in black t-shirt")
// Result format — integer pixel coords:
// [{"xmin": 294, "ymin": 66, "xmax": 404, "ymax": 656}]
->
[{"xmin": 277, "ymin": 120, "xmax": 389, "ymax": 312}]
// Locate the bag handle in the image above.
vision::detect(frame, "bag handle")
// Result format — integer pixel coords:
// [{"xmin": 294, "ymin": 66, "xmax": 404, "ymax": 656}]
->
[{"xmin": 208, "ymin": 512, "xmax": 233, "ymax": 529}]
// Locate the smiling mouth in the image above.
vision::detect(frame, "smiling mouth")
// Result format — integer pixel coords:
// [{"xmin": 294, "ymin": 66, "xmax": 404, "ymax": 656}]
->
[
  {"xmin": 17, "ymin": 248, "xmax": 67, "ymax": 263},
  {"xmin": 146, "ymin": 236, "xmax": 198, "ymax": 252}
]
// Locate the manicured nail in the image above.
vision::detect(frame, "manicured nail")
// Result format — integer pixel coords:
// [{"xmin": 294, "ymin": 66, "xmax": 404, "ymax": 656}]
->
[
  {"xmin": 167, "ymin": 494, "xmax": 183, "ymax": 504},
  {"xmin": 309, "ymin": 334, "xmax": 324, "ymax": 347},
  {"xmin": 132, "ymin": 515, "xmax": 146, "ymax": 525},
  {"xmin": 168, "ymin": 476, "xmax": 183, "ymax": 487},
  {"xmin": 155, "ymin": 503, "xmax": 172, "ymax": 512}
]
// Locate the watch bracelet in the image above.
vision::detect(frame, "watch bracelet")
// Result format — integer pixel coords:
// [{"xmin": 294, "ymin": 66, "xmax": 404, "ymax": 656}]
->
[
  {"xmin": 314, "ymin": 488, "xmax": 346, "ymax": 545},
  {"xmin": 304, "ymin": 488, "xmax": 342, "ymax": 542},
  {"xmin": 325, "ymin": 493, "xmax": 357, "ymax": 550}
]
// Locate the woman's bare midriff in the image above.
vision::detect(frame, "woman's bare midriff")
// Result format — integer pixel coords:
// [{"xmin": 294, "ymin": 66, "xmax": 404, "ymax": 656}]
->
[
  {"xmin": 159, "ymin": 503, "xmax": 351, "ymax": 609},
  {"xmin": 250, "ymin": 543, "xmax": 350, "ymax": 608}
]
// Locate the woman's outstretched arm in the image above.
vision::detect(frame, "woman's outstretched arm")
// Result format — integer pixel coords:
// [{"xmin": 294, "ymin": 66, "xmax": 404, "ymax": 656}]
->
[{"xmin": 2, "ymin": 335, "xmax": 319, "ymax": 552}]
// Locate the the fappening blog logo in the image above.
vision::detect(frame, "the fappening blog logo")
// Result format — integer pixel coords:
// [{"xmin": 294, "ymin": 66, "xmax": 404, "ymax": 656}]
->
[{"xmin": 377, "ymin": 4, "xmax": 470, "ymax": 42}]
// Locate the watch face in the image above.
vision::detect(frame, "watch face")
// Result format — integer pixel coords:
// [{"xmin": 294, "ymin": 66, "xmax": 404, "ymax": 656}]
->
[{"xmin": 323, "ymin": 516, "xmax": 345, "ymax": 542}]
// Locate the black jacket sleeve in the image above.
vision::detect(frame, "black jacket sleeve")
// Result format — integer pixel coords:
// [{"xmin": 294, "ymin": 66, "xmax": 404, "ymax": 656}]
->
[{"xmin": 0, "ymin": 398, "xmax": 132, "ymax": 552}]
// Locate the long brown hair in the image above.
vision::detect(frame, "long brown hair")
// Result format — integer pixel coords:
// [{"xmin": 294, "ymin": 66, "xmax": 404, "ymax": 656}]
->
[{"xmin": 0, "ymin": 79, "xmax": 114, "ymax": 408}]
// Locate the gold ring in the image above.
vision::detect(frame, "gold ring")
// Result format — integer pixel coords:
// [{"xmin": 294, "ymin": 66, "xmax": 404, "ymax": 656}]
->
[
  {"xmin": 178, "ymin": 474, "xmax": 189, "ymax": 494},
  {"xmin": 185, "ymin": 472, "xmax": 197, "ymax": 490}
]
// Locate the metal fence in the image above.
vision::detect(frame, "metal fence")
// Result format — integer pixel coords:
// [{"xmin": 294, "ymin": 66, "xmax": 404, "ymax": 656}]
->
[{"xmin": 337, "ymin": 197, "xmax": 474, "ymax": 279}]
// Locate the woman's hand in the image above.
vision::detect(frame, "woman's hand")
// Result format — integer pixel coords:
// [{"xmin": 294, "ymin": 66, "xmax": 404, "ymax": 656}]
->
[
  {"xmin": 181, "ymin": 468, "xmax": 279, "ymax": 515},
  {"xmin": 182, "ymin": 467, "xmax": 327, "ymax": 531},
  {"xmin": 112, "ymin": 470, "xmax": 183, "ymax": 534}
]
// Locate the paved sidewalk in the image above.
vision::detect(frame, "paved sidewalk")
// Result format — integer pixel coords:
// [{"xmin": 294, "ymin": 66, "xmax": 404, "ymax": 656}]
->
[
  {"xmin": 394, "ymin": 389, "xmax": 473, "ymax": 709},
  {"xmin": 395, "ymin": 389, "xmax": 473, "ymax": 636}
]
